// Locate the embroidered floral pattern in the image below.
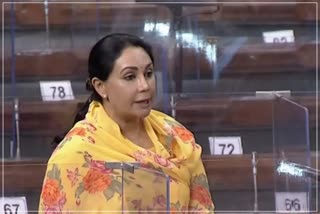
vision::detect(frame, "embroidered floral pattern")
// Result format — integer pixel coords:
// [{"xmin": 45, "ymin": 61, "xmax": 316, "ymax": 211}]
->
[
  {"xmin": 190, "ymin": 174, "xmax": 214, "ymax": 211},
  {"xmin": 74, "ymin": 151, "xmax": 122, "ymax": 204},
  {"xmin": 154, "ymin": 154, "xmax": 174, "ymax": 169},
  {"xmin": 83, "ymin": 168, "xmax": 112, "ymax": 193},
  {"xmin": 172, "ymin": 126, "xmax": 194, "ymax": 142},
  {"xmin": 66, "ymin": 168, "xmax": 80, "ymax": 187},
  {"xmin": 40, "ymin": 104, "xmax": 214, "ymax": 213},
  {"xmin": 42, "ymin": 179, "xmax": 61, "ymax": 206},
  {"xmin": 84, "ymin": 121, "xmax": 97, "ymax": 132},
  {"xmin": 127, "ymin": 194, "xmax": 167, "ymax": 212},
  {"xmin": 87, "ymin": 136, "xmax": 95, "ymax": 144},
  {"xmin": 163, "ymin": 118, "xmax": 199, "ymax": 151},
  {"xmin": 133, "ymin": 150, "xmax": 152, "ymax": 165},
  {"xmin": 65, "ymin": 127, "xmax": 86, "ymax": 139},
  {"xmin": 52, "ymin": 138, "xmax": 69, "ymax": 155},
  {"xmin": 191, "ymin": 185, "xmax": 212, "ymax": 207},
  {"xmin": 41, "ymin": 164, "xmax": 67, "ymax": 213},
  {"xmin": 153, "ymin": 194, "xmax": 167, "ymax": 208},
  {"xmin": 170, "ymin": 201, "xmax": 188, "ymax": 214},
  {"xmin": 171, "ymin": 201, "xmax": 206, "ymax": 214},
  {"xmin": 133, "ymin": 150, "xmax": 174, "ymax": 170}
]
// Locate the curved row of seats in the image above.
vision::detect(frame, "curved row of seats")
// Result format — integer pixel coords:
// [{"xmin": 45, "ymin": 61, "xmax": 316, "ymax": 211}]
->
[
  {"xmin": 2, "ymin": 95, "xmax": 318, "ymax": 135},
  {"xmin": 2, "ymin": 1, "xmax": 318, "ymax": 27},
  {"xmin": 1, "ymin": 153, "xmax": 318, "ymax": 211},
  {"xmin": 3, "ymin": 42, "xmax": 318, "ymax": 80}
]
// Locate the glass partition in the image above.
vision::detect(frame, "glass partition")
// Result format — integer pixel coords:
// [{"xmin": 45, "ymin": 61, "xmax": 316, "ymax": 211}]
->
[
  {"xmin": 171, "ymin": 3, "xmax": 317, "ymax": 95},
  {"xmin": 1, "ymin": 161, "xmax": 170, "ymax": 213},
  {"xmin": 3, "ymin": 2, "xmax": 174, "ymax": 159},
  {"xmin": 273, "ymin": 95, "xmax": 314, "ymax": 213},
  {"xmin": 122, "ymin": 163, "xmax": 170, "ymax": 212},
  {"xmin": 163, "ymin": 2, "xmax": 317, "ymax": 212},
  {"xmin": 3, "ymin": 1, "xmax": 318, "ymax": 213}
]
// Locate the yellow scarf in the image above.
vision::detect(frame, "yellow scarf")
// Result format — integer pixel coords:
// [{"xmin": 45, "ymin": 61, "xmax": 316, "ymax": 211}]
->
[{"xmin": 39, "ymin": 101, "xmax": 214, "ymax": 213}]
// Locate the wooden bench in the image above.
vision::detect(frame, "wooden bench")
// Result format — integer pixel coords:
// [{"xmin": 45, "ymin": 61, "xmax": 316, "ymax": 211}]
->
[
  {"xmin": 2, "ymin": 99, "xmax": 82, "ymax": 135},
  {"xmin": 1, "ymin": 154, "xmax": 318, "ymax": 208},
  {"xmin": 1, "ymin": 95, "xmax": 317, "ymax": 158},
  {"xmin": 3, "ymin": 42, "xmax": 171, "ymax": 79},
  {"xmin": 181, "ymin": 1, "xmax": 318, "ymax": 23},
  {"xmin": 7, "ymin": 3, "xmax": 172, "ymax": 27},
  {"xmin": 174, "ymin": 95, "xmax": 318, "ymax": 130},
  {"xmin": 4, "ymin": 1, "xmax": 318, "ymax": 27},
  {"xmin": 3, "ymin": 49, "xmax": 88, "ymax": 80},
  {"xmin": 180, "ymin": 43, "xmax": 318, "ymax": 79},
  {"xmin": 172, "ymin": 2, "xmax": 318, "ymax": 93},
  {"xmin": 2, "ymin": 95, "xmax": 318, "ymax": 135},
  {"xmin": 2, "ymin": 153, "xmax": 318, "ymax": 192}
]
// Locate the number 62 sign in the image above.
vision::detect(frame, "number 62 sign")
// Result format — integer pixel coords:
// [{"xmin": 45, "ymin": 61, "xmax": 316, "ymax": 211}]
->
[{"xmin": 0, "ymin": 197, "xmax": 28, "ymax": 214}]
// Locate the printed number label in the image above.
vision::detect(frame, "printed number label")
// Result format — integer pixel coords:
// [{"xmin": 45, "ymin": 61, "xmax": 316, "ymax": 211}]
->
[
  {"xmin": 0, "ymin": 197, "xmax": 28, "ymax": 214},
  {"xmin": 275, "ymin": 192, "xmax": 308, "ymax": 212},
  {"xmin": 40, "ymin": 81, "xmax": 74, "ymax": 101},
  {"xmin": 263, "ymin": 30, "xmax": 295, "ymax": 44},
  {"xmin": 208, "ymin": 136, "xmax": 243, "ymax": 155}
]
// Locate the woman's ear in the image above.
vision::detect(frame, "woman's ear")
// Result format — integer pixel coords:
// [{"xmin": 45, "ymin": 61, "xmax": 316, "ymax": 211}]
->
[{"xmin": 91, "ymin": 77, "xmax": 108, "ymax": 99}]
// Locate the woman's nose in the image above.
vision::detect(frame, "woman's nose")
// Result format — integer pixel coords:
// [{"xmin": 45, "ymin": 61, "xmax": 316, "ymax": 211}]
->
[{"xmin": 138, "ymin": 76, "xmax": 150, "ymax": 91}]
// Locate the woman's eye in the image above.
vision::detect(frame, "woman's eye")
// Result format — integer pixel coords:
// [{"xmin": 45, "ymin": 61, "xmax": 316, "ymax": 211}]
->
[
  {"xmin": 124, "ymin": 75, "xmax": 135, "ymax": 80},
  {"xmin": 145, "ymin": 70, "xmax": 154, "ymax": 78}
]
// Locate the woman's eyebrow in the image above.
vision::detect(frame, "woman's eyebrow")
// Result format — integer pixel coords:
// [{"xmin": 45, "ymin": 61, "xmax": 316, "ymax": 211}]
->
[
  {"xmin": 145, "ymin": 62, "xmax": 153, "ymax": 68},
  {"xmin": 120, "ymin": 62, "xmax": 153, "ymax": 74},
  {"xmin": 120, "ymin": 66, "xmax": 138, "ymax": 75}
]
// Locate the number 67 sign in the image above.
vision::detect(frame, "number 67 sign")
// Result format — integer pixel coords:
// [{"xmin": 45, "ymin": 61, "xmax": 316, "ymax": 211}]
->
[{"xmin": 0, "ymin": 197, "xmax": 28, "ymax": 214}]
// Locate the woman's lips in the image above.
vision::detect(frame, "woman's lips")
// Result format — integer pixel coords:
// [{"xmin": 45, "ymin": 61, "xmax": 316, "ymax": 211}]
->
[{"xmin": 135, "ymin": 98, "xmax": 151, "ymax": 107}]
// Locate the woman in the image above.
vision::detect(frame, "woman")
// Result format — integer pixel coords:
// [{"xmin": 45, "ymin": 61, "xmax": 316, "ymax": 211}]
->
[{"xmin": 39, "ymin": 33, "xmax": 214, "ymax": 213}]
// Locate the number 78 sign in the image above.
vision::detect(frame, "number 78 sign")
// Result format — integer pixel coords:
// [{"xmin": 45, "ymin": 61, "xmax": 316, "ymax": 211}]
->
[{"xmin": 40, "ymin": 81, "xmax": 74, "ymax": 101}]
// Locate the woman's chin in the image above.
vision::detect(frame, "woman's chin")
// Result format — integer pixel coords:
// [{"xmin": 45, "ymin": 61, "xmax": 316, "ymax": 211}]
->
[{"xmin": 135, "ymin": 108, "xmax": 152, "ymax": 118}]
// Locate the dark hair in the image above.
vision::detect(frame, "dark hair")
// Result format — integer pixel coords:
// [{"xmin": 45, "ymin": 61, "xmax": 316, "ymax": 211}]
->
[{"xmin": 52, "ymin": 33, "xmax": 154, "ymax": 148}]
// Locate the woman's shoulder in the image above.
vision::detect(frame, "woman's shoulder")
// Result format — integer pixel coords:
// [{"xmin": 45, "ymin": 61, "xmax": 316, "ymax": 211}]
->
[
  {"xmin": 150, "ymin": 110, "xmax": 190, "ymax": 132},
  {"xmin": 150, "ymin": 109, "xmax": 183, "ymax": 125},
  {"xmin": 48, "ymin": 120, "xmax": 97, "ymax": 164}
]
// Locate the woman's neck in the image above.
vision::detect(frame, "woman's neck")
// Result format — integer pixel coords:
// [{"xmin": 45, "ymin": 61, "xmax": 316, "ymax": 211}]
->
[
  {"xmin": 102, "ymin": 104, "xmax": 145, "ymax": 137},
  {"xmin": 102, "ymin": 104, "xmax": 153, "ymax": 149},
  {"xmin": 117, "ymin": 117, "xmax": 145, "ymax": 137}
]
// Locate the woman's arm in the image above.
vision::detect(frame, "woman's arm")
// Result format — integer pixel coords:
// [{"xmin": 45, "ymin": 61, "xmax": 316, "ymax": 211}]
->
[
  {"xmin": 189, "ymin": 158, "xmax": 215, "ymax": 213},
  {"xmin": 38, "ymin": 136, "xmax": 122, "ymax": 213}
]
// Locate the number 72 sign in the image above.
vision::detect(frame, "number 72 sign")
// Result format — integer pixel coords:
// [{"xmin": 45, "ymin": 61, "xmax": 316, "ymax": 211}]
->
[
  {"xmin": 0, "ymin": 197, "xmax": 28, "ymax": 214},
  {"xmin": 208, "ymin": 136, "xmax": 243, "ymax": 155}
]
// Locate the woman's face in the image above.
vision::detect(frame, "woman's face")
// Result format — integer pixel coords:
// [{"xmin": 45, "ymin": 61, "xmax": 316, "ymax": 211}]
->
[{"xmin": 103, "ymin": 46, "xmax": 156, "ymax": 121}]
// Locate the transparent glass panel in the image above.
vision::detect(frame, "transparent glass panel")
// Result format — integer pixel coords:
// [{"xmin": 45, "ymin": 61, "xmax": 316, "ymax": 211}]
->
[
  {"xmin": 1, "ymin": 162, "xmax": 169, "ymax": 213},
  {"xmin": 3, "ymin": 2, "xmax": 174, "ymax": 159},
  {"xmin": 166, "ymin": 92, "xmax": 275, "ymax": 155},
  {"xmin": 273, "ymin": 95, "xmax": 314, "ymax": 212},
  {"xmin": 171, "ymin": 3, "xmax": 317, "ymax": 95},
  {"xmin": 122, "ymin": 163, "xmax": 170, "ymax": 212}
]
